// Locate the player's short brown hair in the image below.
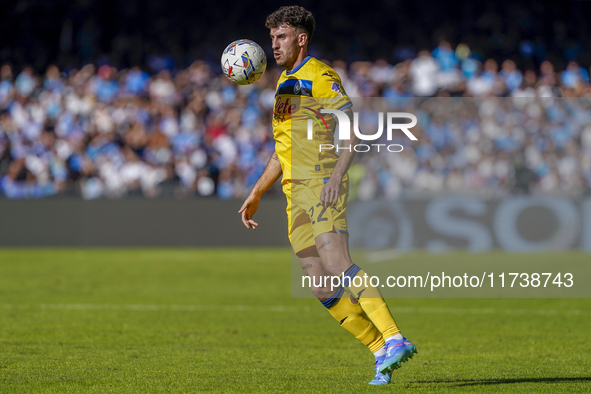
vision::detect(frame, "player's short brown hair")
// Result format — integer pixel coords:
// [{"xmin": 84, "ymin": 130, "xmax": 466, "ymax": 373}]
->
[{"xmin": 265, "ymin": 6, "xmax": 315, "ymax": 41}]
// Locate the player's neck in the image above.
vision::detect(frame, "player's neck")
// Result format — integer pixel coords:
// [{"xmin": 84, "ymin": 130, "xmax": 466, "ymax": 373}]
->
[{"xmin": 287, "ymin": 49, "xmax": 309, "ymax": 72}]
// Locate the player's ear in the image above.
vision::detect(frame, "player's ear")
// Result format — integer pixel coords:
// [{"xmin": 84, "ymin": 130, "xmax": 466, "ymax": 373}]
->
[{"xmin": 297, "ymin": 32, "xmax": 308, "ymax": 47}]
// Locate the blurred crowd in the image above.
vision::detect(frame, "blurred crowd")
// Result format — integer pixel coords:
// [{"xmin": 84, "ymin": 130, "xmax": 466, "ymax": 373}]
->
[
  {"xmin": 1, "ymin": 42, "xmax": 591, "ymax": 199},
  {"xmin": 350, "ymin": 96, "xmax": 591, "ymax": 200}
]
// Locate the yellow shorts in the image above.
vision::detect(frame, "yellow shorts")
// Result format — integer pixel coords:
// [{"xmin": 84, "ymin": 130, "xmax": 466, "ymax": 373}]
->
[{"xmin": 283, "ymin": 174, "xmax": 349, "ymax": 254}]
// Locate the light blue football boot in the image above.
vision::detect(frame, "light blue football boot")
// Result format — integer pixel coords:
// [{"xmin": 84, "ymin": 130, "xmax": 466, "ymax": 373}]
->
[
  {"xmin": 379, "ymin": 337, "xmax": 417, "ymax": 374},
  {"xmin": 368, "ymin": 356, "xmax": 392, "ymax": 385}
]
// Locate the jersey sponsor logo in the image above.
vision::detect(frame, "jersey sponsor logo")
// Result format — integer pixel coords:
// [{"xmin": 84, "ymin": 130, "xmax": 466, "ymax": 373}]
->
[
  {"xmin": 276, "ymin": 79, "xmax": 313, "ymax": 97},
  {"xmin": 274, "ymin": 97, "xmax": 297, "ymax": 115}
]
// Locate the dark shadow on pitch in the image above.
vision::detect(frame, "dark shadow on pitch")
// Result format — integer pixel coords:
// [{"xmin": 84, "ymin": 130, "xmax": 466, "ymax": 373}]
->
[{"xmin": 414, "ymin": 377, "xmax": 591, "ymax": 387}]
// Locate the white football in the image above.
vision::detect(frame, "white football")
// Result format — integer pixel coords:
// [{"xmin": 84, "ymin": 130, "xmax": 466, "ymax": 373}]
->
[{"xmin": 221, "ymin": 39, "xmax": 267, "ymax": 85}]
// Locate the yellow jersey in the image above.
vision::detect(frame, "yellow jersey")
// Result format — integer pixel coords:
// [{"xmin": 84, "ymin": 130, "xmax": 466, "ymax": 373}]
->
[{"xmin": 272, "ymin": 56, "xmax": 352, "ymax": 183}]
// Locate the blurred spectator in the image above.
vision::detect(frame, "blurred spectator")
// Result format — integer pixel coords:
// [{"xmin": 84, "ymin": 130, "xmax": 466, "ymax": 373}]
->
[
  {"xmin": 432, "ymin": 40, "xmax": 462, "ymax": 91},
  {"xmin": 410, "ymin": 51, "xmax": 438, "ymax": 96},
  {"xmin": 15, "ymin": 67, "xmax": 37, "ymax": 98},
  {"xmin": 500, "ymin": 60, "xmax": 523, "ymax": 94}
]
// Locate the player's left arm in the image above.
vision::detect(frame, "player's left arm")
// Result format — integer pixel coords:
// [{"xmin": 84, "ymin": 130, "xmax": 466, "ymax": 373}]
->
[{"xmin": 320, "ymin": 107, "xmax": 357, "ymax": 206}]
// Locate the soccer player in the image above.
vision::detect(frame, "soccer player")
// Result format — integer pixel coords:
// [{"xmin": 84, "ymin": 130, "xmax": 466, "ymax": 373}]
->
[{"xmin": 238, "ymin": 6, "xmax": 416, "ymax": 385}]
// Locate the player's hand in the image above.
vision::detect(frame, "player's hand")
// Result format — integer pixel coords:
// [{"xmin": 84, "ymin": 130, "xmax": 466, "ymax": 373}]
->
[
  {"xmin": 320, "ymin": 175, "xmax": 341, "ymax": 206},
  {"xmin": 238, "ymin": 194, "xmax": 261, "ymax": 230}
]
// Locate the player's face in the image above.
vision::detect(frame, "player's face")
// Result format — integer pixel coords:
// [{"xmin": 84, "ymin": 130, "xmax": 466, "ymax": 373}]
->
[{"xmin": 270, "ymin": 25, "xmax": 300, "ymax": 69}]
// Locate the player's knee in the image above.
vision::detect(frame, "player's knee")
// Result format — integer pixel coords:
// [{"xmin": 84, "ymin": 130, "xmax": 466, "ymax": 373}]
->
[
  {"xmin": 296, "ymin": 245, "xmax": 320, "ymax": 259},
  {"xmin": 311, "ymin": 286, "xmax": 334, "ymax": 300},
  {"xmin": 323, "ymin": 257, "xmax": 353, "ymax": 276}
]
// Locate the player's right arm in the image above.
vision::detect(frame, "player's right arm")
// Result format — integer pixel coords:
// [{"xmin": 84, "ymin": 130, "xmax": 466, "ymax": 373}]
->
[{"xmin": 238, "ymin": 151, "xmax": 282, "ymax": 230}]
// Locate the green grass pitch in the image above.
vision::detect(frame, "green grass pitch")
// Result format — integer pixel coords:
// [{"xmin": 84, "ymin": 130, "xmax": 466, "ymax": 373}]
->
[{"xmin": 0, "ymin": 249, "xmax": 590, "ymax": 392}]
